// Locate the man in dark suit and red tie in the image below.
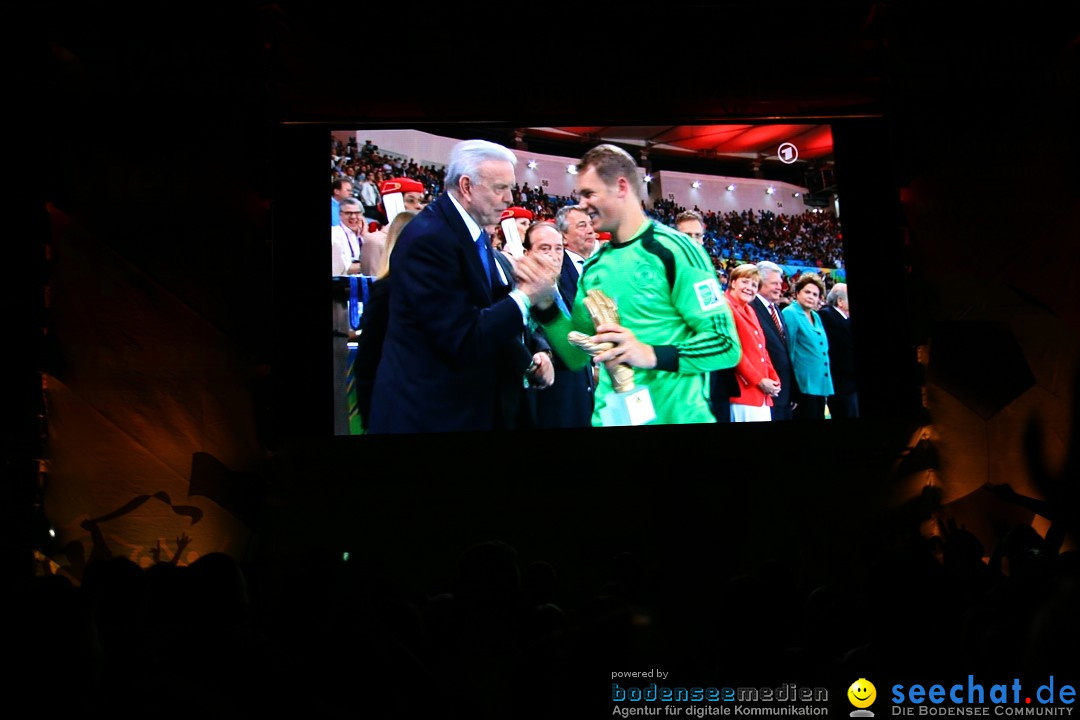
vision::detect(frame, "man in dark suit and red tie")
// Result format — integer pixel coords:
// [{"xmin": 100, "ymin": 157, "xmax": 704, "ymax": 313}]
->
[
  {"xmin": 366, "ymin": 139, "xmax": 560, "ymax": 434},
  {"xmin": 818, "ymin": 282, "xmax": 859, "ymax": 419},
  {"xmin": 751, "ymin": 261, "xmax": 795, "ymax": 420}
]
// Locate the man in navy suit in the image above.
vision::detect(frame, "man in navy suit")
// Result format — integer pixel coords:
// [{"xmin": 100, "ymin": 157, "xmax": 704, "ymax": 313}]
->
[
  {"xmin": 367, "ymin": 139, "xmax": 560, "ymax": 434},
  {"xmin": 751, "ymin": 261, "xmax": 795, "ymax": 420},
  {"xmin": 819, "ymin": 282, "xmax": 859, "ymax": 419},
  {"xmin": 528, "ymin": 219, "xmax": 595, "ymax": 428}
]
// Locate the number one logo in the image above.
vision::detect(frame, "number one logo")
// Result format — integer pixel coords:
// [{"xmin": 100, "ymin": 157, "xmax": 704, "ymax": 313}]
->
[{"xmin": 778, "ymin": 142, "xmax": 798, "ymax": 164}]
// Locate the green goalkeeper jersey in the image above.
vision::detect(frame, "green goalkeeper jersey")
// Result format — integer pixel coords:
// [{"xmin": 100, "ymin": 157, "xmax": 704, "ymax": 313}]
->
[{"xmin": 536, "ymin": 219, "xmax": 741, "ymax": 425}]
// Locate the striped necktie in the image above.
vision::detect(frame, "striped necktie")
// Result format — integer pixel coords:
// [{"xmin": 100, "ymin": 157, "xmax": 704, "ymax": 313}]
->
[{"xmin": 770, "ymin": 303, "xmax": 785, "ymax": 340}]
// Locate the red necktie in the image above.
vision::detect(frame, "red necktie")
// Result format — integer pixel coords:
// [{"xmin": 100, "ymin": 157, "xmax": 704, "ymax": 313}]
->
[{"xmin": 770, "ymin": 303, "xmax": 785, "ymax": 340}]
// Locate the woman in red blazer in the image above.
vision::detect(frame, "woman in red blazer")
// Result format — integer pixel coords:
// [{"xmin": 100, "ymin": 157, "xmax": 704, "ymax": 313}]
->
[{"xmin": 725, "ymin": 264, "xmax": 782, "ymax": 422}]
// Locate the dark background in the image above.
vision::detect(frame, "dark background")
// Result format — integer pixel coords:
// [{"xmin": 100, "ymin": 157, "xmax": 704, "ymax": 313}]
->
[{"xmin": 15, "ymin": 2, "xmax": 1080, "ymax": 713}]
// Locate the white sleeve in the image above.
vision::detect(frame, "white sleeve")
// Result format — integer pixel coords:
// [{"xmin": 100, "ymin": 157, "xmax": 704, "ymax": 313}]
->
[{"xmin": 330, "ymin": 226, "xmax": 349, "ymax": 276}]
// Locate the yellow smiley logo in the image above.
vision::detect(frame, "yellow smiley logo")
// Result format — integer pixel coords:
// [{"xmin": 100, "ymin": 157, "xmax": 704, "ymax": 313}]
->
[{"xmin": 848, "ymin": 679, "xmax": 876, "ymax": 708}]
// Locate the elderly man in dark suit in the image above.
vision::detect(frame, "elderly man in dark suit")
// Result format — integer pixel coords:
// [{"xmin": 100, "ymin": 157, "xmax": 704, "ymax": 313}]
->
[
  {"xmin": 367, "ymin": 139, "xmax": 559, "ymax": 434},
  {"xmin": 819, "ymin": 282, "xmax": 859, "ymax": 419},
  {"xmin": 751, "ymin": 261, "xmax": 795, "ymax": 420}
]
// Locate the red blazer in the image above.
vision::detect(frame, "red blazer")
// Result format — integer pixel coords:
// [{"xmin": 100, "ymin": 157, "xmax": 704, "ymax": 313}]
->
[{"xmin": 726, "ymin": 290, "xmax": 780, "ymax": 407}]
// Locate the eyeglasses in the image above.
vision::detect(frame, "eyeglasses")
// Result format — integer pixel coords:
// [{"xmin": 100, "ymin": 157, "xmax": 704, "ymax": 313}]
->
[{"xmin": 341, "ymin": 211, "xmax": 363, "ymax": 217}]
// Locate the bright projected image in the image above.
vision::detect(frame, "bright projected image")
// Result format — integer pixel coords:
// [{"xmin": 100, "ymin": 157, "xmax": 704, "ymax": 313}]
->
[{"xmin": 328, "ymin": 126, "xmax": 852, "ymax": 435}]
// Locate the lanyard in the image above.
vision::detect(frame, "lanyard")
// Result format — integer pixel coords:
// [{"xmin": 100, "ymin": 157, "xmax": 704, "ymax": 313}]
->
[{"xmin": 348, "ymin": 275, "xmax": 370, "ymax": 330}]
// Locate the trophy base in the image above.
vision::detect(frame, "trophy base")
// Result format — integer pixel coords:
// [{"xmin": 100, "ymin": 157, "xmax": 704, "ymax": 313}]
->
[{"xmin": 599, "ymin": 387, "xmax": 656, "ymax": 427}]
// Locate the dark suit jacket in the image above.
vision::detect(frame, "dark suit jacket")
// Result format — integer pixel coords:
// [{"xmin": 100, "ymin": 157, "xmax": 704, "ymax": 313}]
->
[
  {"xmin": 818, "ymin": 305, "xmax": 857, "ymax": 395},
  {"xmin": 367, "ymin": 193, "xmax": 532, "ymax": 433},
  {"xmin": 494, "ymin": 251, "xmax": 550, "ymax": 430},
  {"xmin": 751, "ymin": 296, "xmax": 794, "ymax": 420},
  {"xmin": 556, "ymin": 250, "xmax": 579, "ymax": 308},
  {"xmin": 532, "ymin": 252, "xmax": 594, "ymax": 428},
  {"xmin": 353, "ymin": 276, "xmax": 389, "ymax": 431}
]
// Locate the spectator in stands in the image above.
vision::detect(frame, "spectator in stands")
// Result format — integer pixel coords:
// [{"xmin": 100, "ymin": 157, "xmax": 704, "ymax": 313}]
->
[
  {"xmin": 499, "ymin": 206, "xmax": 534, "ymax": 257},
  {"xmin": 379, "ymin": 176, "xmax": 427, "ymax": 221},
  {"xmin": 358, "ymin": 173, "xmax": 383, "ymax": 224},
  {"xmin": 331, "ymin": 177, "xmax": 354, "ymax": 226},
  {"xmin": 489, "ymin": 223, "xmax": 505, "ymax": 252},
  {"xmin": 675, "ymin": 210, "xmax": 706, "ymax": 245},
  {"xmin": 331, "ymin": 198, "xmax": 364, "ymax": 276}
]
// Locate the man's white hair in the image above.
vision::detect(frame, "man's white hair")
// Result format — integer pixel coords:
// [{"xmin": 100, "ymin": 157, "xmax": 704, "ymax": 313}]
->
[{"xmin": 446, "ymin": 139, "xmax": 517, "ymax": 193}]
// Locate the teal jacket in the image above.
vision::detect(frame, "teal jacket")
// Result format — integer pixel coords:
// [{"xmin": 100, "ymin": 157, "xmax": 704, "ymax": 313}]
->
[{"xmin": 782, "ymin": 303, "xmax": 835, "ymax": 397}]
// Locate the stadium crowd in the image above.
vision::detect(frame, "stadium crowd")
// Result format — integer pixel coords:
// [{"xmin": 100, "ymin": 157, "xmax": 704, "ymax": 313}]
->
[{"xmin": 331, "ymin": 137, "xmax": 844, "ymax": 276}]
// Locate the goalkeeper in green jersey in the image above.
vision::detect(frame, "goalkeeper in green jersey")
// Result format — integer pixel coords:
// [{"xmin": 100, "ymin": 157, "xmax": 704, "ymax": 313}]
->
[{"xmin": 521, "ymin": 144, "xmax": 742, "ymax": 426}]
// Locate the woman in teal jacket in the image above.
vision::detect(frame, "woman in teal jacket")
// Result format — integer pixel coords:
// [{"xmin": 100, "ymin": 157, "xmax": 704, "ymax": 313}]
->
[{"xmin": 782, "ymin": 273, "xmax": 834, "ymax": 420}]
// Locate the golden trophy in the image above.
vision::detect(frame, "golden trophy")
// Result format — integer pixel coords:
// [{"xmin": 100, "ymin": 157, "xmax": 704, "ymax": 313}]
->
[{"xmin": 567, "ymin": 289, "xmax": 655, "ymax": 426}]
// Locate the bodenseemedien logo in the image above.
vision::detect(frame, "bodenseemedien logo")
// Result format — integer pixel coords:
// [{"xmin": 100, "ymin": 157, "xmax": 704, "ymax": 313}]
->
[
  {"xmin": 610, "ymin": 677, "xmax": 829, "ymax": 716},
  {"xmin": 849, "ymin": 679, "xmax": 878, "ymax": 717}
]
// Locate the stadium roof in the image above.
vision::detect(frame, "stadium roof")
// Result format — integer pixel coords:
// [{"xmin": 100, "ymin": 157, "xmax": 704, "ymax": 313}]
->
[{"xmin": 524, "ymin": 125, "xmax": 835, "ymax": 164}]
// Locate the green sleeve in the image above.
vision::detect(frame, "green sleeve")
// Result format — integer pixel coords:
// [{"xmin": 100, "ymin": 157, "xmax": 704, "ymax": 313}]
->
[
  {"xmin": 532, "ymin": 296, "xmax": 594, "ymax": 372},
  {"xmin": 656, "ymin": 243, "xmax": 742, "ymax": 373}
]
